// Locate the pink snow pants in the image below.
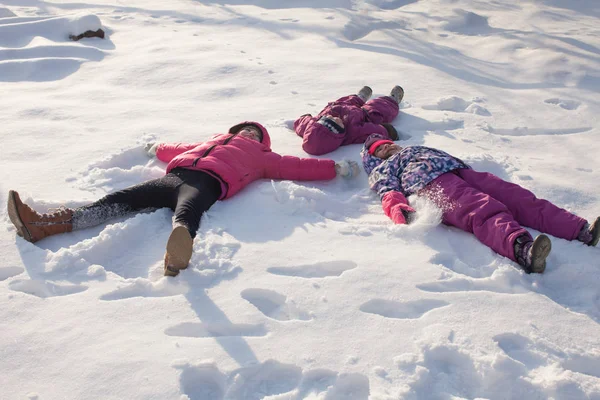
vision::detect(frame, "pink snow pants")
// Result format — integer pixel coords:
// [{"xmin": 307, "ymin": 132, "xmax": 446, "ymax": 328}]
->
[{"xmin": 431, "ymin": 169, "xmax": 587, "ymax": 261}]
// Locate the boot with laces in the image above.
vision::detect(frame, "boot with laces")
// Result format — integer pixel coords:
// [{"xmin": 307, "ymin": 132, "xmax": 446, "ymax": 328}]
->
[{"xmin": 7, "ymin": 190, "xmax": 73, "ymax": 243}]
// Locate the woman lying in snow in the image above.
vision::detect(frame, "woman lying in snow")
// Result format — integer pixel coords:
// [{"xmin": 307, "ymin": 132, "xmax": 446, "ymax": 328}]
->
[
  {"xmin": 293, "ymin": 85, "xmax": 403, "ymax": 155},
  {"xmin": 7, "ymin": 121, "xmax": 360, "ymax": 277},
  {"xmin": 361, "ymin": 134, "xmax": 600, "ymax": 273}
]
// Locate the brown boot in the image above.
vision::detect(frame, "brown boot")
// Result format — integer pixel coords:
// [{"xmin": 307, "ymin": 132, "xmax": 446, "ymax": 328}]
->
[
  {"xmin": 7, "ymin": 190, "xmax": 73, "ymax": 243},
  {"xmin": 164, "ymin": 225, "xmax": 193, "ymax": 277}
]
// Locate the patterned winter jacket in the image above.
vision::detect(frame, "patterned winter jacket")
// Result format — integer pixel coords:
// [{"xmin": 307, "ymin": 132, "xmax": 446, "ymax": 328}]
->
[
  {"xmin": 156, "ymin": 121, "xmax": 337, "ymax": 200},
  {"xmin": 361, "ymin": 134, "xmax": 469, "ymax": 223}
]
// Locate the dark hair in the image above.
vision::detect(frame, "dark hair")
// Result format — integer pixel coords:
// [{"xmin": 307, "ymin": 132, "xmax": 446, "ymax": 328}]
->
[{"xmin": 382, "ymin": 123, "xmax": 398, "ymax": 140}]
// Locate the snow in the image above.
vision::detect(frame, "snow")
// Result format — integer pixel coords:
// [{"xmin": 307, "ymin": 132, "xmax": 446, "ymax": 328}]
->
[{"xmin": 1, "ymin": 0, "xmax": 599, "ymax": 399}]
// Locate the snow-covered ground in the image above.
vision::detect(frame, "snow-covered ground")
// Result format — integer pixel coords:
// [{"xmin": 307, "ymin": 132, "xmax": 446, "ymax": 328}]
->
[{"xmin": 1, "ymin": 0, "xmax": 599, "ymax": 399}]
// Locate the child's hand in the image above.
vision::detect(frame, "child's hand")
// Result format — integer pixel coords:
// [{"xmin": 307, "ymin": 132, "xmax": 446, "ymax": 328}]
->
[
  {"xmin": 335, "ymin": 160, "xmax": 360, "ymax": 179},
  {"xmin": 144, "ymin": 142, "xmax": 159, "ymax": 157},
  {"xmin": 403, "ymin": 209, "xmax": 416, "ymax": 224},
  {"xmin": 394, "ymin": 204, "xmax": 416, "ymax": 224}
]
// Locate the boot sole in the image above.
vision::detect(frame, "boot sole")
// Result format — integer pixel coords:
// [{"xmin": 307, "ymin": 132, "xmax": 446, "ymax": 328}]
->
[
  {"xmin": 359, "ymin": 86, "xmax": 373, "ymax": 101},
  {"xmin": 164, "ymin": 226, "xmax": 193, "ymax": 276},
  {"xmin": 7, "ymin": 190, "xmax": 34, "ymax": 242},
  {"xmin": 530, "ymin": 234, "xmax": 551, "ymax": 274},
  {"xmin": 391, "ymin": 86, "xmax": 404, "ymax": 103}
]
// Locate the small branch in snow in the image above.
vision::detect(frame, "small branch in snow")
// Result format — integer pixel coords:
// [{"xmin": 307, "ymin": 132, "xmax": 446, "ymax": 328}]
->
[{"xmin": 69, "ymin": 28, "xmax": 105, "ymax": 41}]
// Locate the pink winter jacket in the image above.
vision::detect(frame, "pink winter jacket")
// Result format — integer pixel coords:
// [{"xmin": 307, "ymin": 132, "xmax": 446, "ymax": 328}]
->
[{"xmin": 156, "ymin": 121, "xmax": 337, "ymax": 199}]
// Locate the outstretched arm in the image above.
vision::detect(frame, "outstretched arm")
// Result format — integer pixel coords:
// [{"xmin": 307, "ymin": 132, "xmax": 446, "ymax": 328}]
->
[
  {"xmin": 155, "ymin": 142, "xmax": 202, "ymax": 163},
  {"xmin": 263, "ymin": 152, "xmax": 336, "ymax": 181}
]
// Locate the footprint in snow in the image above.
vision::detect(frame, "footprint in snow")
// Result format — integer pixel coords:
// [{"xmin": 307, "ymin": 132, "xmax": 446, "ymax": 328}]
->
[
  {"xmin": 175, "ymin": 360, "xmax": 369, "ymax": 400},
  {"xmin": 416, "ymin": 269, "xmax": 530, "ymax": 295},
  {"xmin": 359, "ymin": 298, "xmax": 449, "ymax": 319},
  {"xmin": 428, "ymin": 250, "xmax": 496, "ymax": 279},
  {"xmin": 9, "ymin": 279, "xmax": 87, "ymax": 298},
  {"xmin": 544, "ymin": 98, "xmax": 581, "ymax": 110},
  {"xmin": 267, "ymin": 260, "xmax": 356, "ymax": 278},
  {"xmin": 241, "ymin": 288, "xmax": 311, "ymax": 321},
  {"xmin": 100, "ymin": 278, "xmax": 188, "ymax": 301},
  {"xmin": 495, "ymin": 332, "xmax": 600, "ymax": 379}
]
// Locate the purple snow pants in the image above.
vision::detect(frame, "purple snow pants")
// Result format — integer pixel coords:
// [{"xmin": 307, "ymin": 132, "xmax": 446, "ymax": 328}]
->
[{"xmin": 429, "ymin": 169, "xmax": 587, "ymax": 261}]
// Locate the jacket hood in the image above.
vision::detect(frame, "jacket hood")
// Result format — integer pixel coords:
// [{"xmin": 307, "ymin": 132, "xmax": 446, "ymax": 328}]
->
[
  {"xmin": 361, "ymin": 133, "xmax": 387, "ymax": 175},
  {"xmin": 229, "ymin": 121, "xmax": 271, "ymax": 148}
]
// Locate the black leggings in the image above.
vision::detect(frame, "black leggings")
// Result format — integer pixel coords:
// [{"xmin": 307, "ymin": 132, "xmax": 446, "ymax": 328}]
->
[{"xmin": 71, "ymin": 168, "xmax": 222, "ymax": 237}]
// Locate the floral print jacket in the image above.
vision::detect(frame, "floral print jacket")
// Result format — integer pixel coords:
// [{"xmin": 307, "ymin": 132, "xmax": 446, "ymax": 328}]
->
[{"xmin": 361, "ymin": 134, "xmax": 470, "ymax": 199}]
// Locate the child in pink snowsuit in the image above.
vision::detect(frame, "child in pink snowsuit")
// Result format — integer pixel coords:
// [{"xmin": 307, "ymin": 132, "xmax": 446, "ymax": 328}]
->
[
  {"xmin": 361, "ymin": 134, "xmax": 600, "ymax": 273},
  {"xmin": 7, "ymin": 122, "xmax": 359, "ymax": 277},
  {"xmin": 293, "ymin": 85, "xmax": 403, "ymax": 155}
]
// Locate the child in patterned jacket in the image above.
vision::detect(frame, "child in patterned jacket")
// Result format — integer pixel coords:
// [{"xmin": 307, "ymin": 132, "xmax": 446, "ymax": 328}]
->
[
  {"xmin": 361, "ymin": 134, "xmax": 600, "ymax": 273},
  {"xmin": 293, "ymin": 85, "xmax": 404, "ymax": 155}
]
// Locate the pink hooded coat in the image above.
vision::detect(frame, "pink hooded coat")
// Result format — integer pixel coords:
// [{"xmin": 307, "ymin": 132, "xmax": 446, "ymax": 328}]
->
[{"xmin": 156, "ymin": 122, "xmax": 336, "ymax": 199}]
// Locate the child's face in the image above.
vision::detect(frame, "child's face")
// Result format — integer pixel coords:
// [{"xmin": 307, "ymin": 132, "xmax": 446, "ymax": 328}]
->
[
  {"xmin": 374, "ymin": 143, "xmax": 402, "ymax": 159},
  {"xmin": 325, "ymin": 115, "xmax": 344, "ymax": 128},
  {"xmin": 238, "ymin": 126, "xmax": 261, "ymax": 142}
]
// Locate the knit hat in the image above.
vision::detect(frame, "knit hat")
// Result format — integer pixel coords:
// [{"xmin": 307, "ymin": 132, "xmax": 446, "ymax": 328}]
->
[
  {"xmin": 364, "ymin": 134, "xmax": 386, "ymax": 151},
  {"xmin": 317, "ymin": 116, "xmax": 345, "ymax": 134},
  {"xmin": 365, "ymin": 133, "xmax": 394, "ymax": 155},
  {"xmin": 368, "ymin": 140, "xmax": 394, "ymax": 155},
  {"xmin": 382, "ymin": 123, "xmax": 399, "ymax": 140}
]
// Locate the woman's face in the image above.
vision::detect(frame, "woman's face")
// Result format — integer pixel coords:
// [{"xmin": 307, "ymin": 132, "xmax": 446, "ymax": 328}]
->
[
  {"xmin": 238, "ymin": 126, "xmax": 261, "ymax": 142},
  {"xmin": 374, "ymin": 143, "xmax": 402, "ymax": 159}
]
